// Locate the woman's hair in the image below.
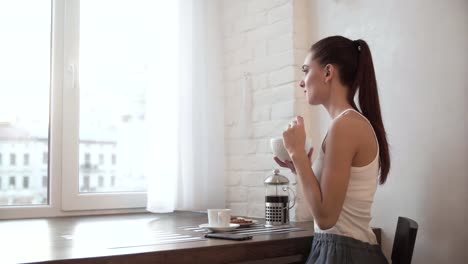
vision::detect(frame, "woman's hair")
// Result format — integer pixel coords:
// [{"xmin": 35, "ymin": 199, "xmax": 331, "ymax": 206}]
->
[{"xmin": 311, "ymin": 36, "xmax": 390, "ymax": 184}]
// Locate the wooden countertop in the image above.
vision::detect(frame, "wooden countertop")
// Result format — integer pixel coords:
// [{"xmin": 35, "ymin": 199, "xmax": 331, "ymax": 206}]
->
[{"xmin": 0, "ymin": 211, "xmax": 316, "ymax": 264}]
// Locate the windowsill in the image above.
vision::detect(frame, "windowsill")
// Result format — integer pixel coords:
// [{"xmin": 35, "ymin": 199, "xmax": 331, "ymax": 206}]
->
[
  {"xmin": 0, "ymin": 205, "xmax": 148, "ymax": 220},
  {"xmin": 0, "ymin": 211, "xmax": 316, "ymax": 264}
]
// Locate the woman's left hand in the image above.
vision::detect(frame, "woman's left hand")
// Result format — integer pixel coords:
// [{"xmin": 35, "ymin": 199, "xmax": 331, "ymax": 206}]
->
[{"xmin": 282, "ymin": 116, "xmax": 307, "ymax": 157}]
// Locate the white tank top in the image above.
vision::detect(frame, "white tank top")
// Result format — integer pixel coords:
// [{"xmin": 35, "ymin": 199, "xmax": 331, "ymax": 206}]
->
[{"xmin": 312, "ymin": 108, "xmax": 380, "ymax": 244}]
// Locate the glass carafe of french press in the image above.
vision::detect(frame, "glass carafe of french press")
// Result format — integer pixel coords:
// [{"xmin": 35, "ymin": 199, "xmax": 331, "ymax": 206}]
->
[{"xmin": 264, "ymin": 169, "xmax": 296, "ymax": 227}]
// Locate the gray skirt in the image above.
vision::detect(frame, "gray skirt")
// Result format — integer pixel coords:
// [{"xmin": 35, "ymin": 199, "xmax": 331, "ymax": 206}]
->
[{"xmin": 305, "ymin": 233, "xmax": 389, "ymax": 264}]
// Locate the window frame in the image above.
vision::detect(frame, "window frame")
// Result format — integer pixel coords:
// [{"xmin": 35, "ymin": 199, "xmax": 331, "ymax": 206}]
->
[
  {"xmin": 0, "ymin": 0, "xmax": 147, "ymax": 219},
  {"xmin": 60, "ymin": 0, "xmax": 146, "ymax": 211}
]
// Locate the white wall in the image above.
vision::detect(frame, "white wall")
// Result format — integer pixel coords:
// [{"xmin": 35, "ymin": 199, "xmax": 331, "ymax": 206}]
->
[
  {"xmin": 308, "ymin": 0, "xmax": 468, "ymax": 263},
  {"xmin": 222, "ymin": 0, "xmax": 467, "ymax": 262},
  {"xmin": 222, "ymin": 0, "xmax": 315, "ymax": 219}
]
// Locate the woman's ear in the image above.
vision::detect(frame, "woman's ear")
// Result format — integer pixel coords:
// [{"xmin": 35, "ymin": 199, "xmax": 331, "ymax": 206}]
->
[{"xmin": 324, "ymin": 64, "xmax": 334, "ymax": 83}]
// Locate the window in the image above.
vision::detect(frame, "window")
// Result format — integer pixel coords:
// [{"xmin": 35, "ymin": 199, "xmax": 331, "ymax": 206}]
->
[
  {"xmin": 1, "ymin": 0, "xmax": 50, "ymax": 206},
  {"xmin": 9, "ymin": 176, "xmax": 16, "ymax": 189},
  {"xmin": 61, "ymin": 0, "xmax": 164, "ymax": 210},
  {"xmin": 42, "ymin": 175, "xmax": 48, "ymax": 189},
  {"xmin": 24, "ymin": 154, "xmax": 30, "ymax": 166},
  {"xmin": 82, "ymin": 175, "xmax": 90, "ymax": 192},
  {"xmin": 0, "ymin": 0, "xmax": 178, "ymax": 217},
  {"xmin": 98, "ymin": 175, "xmax": 104, "ymax": 188},
  {"xmin": 10, "ymin": 154, "xmax": 16, "ymax": 166},
  {"xmin": 0, "ymin": 153, "xmax": 2, "ymax": 165},
  {"xmin": 84, "ymin": 153, "xmax": 91, "ymax": 165},
  {"xmin": 23, "ymin": 176, "xmax": 29, "ymax": 189}
]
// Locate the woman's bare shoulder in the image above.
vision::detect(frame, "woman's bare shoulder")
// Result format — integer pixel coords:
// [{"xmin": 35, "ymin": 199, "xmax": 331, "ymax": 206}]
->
[
  {"xmin": 336, "ymin": 111, "xmax": 370, "ymax": 132},
  {"xmin": 325, "ymin": 112, "xmax": 370, "ymax": 150}
]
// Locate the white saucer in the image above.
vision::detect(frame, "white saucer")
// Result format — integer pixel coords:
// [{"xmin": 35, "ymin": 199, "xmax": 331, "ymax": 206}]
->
[{"xmin": 199, "ymin": 223, "xmax": 240, "ymax": 232}]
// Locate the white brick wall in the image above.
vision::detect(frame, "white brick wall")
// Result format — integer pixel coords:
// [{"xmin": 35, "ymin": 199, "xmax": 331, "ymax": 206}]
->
[
  {"xmin": 222, "ymin": 0, "xmax": 314, "ymax": 221},
  {"xmin": 252, "ymin": 106, "xmax": 270, "ymax": 122},
  {"xmin": 226, "ymin": 139, "xmax": 257, "ymax": 155},
  {"xmin": 267, "ymin": 33, "xmax": 294, "ymax": 54},
  {"xmin": 267, "ymin": 2, "xmax": 293, "ymax": 24},
  {"xmin": 271, "ymin": 99, "xmax": 295, "ymax": 120},
  {"xmin": 227, "ymin": 186, "xmax": 248, "ymax": 203},
  {"xmin": 269, "ymin": 66, "xmax": 296, "ymax": 86}
]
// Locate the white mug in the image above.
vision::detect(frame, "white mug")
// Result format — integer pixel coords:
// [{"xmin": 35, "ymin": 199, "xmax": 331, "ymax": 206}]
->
[
  {"xmin": 270, "ymin": 137, "xmax": 312, "ymax": 162},
  {"xmin": 207, "ymin": 209, "xmax": 231, "ymax": 227}
]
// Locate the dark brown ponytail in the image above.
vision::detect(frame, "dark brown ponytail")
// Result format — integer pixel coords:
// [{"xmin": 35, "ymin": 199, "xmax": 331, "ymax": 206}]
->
[{"xmin": 311, "ymin": 36, "xmax": 390, "ymax": 184}]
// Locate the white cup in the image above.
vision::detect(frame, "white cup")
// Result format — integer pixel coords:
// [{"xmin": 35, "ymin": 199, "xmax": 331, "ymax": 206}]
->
[
  {"xmin": 207, "ymin": 209, "xmax": 231, "ymax": 227},
  {"xmin": 270, "ymin": 137, "xmax": 312, "ymax": 162}
]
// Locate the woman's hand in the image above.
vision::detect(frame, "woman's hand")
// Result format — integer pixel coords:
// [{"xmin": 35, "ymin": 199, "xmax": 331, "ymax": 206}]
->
[
  {"xmin": 274, "ymin": 148, "xmax": 314, "ymax": 174},
  {"xmin": 283, "ymin": 116, "xmax": 307, "ymax": 157}
]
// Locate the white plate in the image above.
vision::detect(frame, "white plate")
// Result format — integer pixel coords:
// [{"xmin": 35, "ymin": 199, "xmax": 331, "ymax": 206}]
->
[
  {"xmin": 231, "ymin": 219, "xmax": 259, "ymax": 227},
  {"xmin": 199, "ymin": 223, "xmax": 240, "ymax": 232}
]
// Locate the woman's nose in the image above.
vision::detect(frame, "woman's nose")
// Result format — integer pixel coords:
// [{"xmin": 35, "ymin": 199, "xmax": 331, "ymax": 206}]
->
[{"xmin": 299, "ymin": 80, "xmax": 305, "ymax": 88}]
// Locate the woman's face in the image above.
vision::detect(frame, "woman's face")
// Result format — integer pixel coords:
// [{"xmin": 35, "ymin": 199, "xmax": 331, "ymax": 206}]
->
[{"xmin": 300, "ymin": 52, "xmax": 329, "ymax": 105}]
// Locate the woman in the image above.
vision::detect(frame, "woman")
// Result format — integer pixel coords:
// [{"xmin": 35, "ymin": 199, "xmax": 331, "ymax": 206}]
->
[{"xmin": 274, "ymin": 36, "xmax": 390, "ymax": 263}]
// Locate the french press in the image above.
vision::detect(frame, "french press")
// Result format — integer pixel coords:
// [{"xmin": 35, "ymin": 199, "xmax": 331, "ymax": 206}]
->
[{"xmin": 264, "ymin": 169, "xmax": 296, "ymax": 227}]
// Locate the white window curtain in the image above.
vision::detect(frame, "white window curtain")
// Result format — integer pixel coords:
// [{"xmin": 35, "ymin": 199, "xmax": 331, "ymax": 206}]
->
[{"xmin": 146, "ymin": 0, "xmax": 225, "ymax": 213}]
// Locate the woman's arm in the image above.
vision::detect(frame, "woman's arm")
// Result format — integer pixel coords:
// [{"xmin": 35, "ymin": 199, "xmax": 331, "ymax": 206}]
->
[{"xmin": 283, "ymin": 116, "xmax": 357, "ymax": 229}]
